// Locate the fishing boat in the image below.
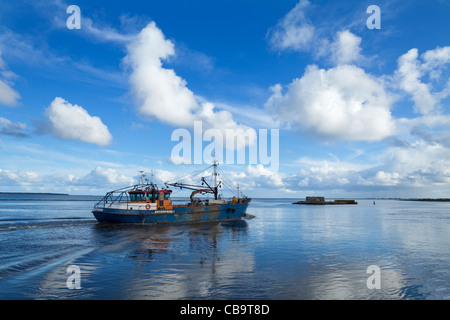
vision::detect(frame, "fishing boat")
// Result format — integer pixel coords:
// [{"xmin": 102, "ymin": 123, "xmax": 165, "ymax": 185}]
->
[{"xmin": 92, "ymin": 160, "xmax": 251, "ymax": 224}]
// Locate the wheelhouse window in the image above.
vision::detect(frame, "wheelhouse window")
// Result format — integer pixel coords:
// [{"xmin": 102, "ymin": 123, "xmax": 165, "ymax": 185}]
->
[
  {"xmin": 130, "ymin": 192, "xmax": 146, "ymax": 201},
  {"xmin": 130, "ymin": 191, "xmax": 170, "ymax": 202}
]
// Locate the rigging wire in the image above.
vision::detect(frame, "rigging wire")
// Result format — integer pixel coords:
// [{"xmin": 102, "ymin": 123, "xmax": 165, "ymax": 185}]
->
[
  {"xmin": 164, "ymin": 165, "xmax": 214, "ymax": 186},
  {"xmin": 164, "ymin": 163, "xmax": 248, "ymax": 199},
  {"xmin": 216, "ymin": 166, "xmax": 246, "ymax": 198}
]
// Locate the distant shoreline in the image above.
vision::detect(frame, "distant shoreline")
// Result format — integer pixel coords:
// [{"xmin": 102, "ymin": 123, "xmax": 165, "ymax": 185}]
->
[
  {"xmin": 0, "ymin": 192, "xmax": 69, "ymax": 196},
  {"xmin": 0, "ymin": 193, "xmax": 448, "ymax": 201},
  {"xmin": 399, "ymin": 198, "xmax": 450, "ymax": 202}
]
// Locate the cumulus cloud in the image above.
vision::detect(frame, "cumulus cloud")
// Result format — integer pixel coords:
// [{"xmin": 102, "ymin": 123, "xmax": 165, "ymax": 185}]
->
[
  {"xmin": 371, "ymin": 171, "xmax": 401, "ymax": 187},
  {"xmin": 44, "ymin": 97, "xmax": 112, "ymax": 146},
  {"xmin": 283, "ymin": 157, "xmax": 371, "ymax": 192},
  {"xmin": 125, "ymin": 22, "xmax": 197, "ymax": 126},
  {"xmin": 76, "ymin": 167, "xmax": 134, "ymax": 187},
  {"xmin": 125, "ymin": 22, "xmax": 256, "ymax": 148},
  {"xmin": 395, "ymin": 114, "xmax": 450, "ymax": 149},
  {"xmin": 265, "ymin": 64, "xmax": 396, "ymax": 141},
  {"xmin": 0, "ymin": 168, "xmax": 40, "ymax": 188},
  {"xmin": 329, "ymin": 30, "xmax": 363, "ymax": 65},
  {"xmin": 264, "ymin": 145, "xmax": 450, "ymax": 195},
  {"xmin": 267, "ymin": 19, "xmax": 449, "ymax": 143},
  {"xmin": 381, "ymin": 141, "xmax": 450, "ymax": 185},
  {"xmin": 219, "ymin": 157, "xmax": 413, "ymax": 195},
  {"xmin": 265, "ymin": 2, "xmax": 396, "ymax": 143},
  {"xmin": 0, "ymin": 165, "xmax": 178, "ymax": 193},
  {"xmin": 214, "ymin": 165, "xmax": 283, "ymax": 195},
  {"xmin": 246, "ymin": 164, "xmax": 283, "ymax": 188}
]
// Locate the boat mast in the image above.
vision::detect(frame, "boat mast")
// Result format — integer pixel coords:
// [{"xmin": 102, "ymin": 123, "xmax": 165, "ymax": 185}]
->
[
  {"xmin": 237, "ymin": 184, "xmax": 240, "ymax": 200},
  {"xmin": 213, "ymin": 153, "xmax": 219, "ymax": 200}
]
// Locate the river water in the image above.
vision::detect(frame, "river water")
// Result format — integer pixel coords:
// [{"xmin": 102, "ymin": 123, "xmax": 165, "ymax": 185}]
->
[{"xmin": 0, "ymin": 194, "xmax": 449, "ymax": 300}]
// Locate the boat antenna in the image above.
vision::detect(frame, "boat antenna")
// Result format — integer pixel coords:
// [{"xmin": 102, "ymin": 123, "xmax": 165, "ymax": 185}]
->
[{"xmin": 139, "ymin": 171, "xmax": 146, "ymax": 185}]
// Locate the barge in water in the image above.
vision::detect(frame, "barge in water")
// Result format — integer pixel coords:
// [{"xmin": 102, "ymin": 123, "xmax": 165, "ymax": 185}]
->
[{"xmin": 293, "ymin": 196, "xmax": 357, "ymax": 205}]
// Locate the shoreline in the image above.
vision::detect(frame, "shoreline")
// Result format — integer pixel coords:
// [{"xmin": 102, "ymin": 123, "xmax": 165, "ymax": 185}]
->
[
  {"xmin": 399, "ymin": 198, "xmax": 450, "ymax": 202},
  {"xmin": 0, "ymin": 192, "xmax": 69, "ymax": 196}
]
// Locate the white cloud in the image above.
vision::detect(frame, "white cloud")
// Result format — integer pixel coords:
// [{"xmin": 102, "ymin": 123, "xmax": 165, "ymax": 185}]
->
[
  {"xmin": 0, "ymin": 28, "xmax": 127, "ymax": 89},
  {"xmin": 151, "ymin": 169, "xmax": 177, "ymax": 185},
  {"xmin": 372, "ymin": 171, "xmax": 401, "ymax": 186},
  {"xmin": 395, "ymin": 114, "xmax": 450, "ymax": 148},
  {"xmin": 125, "ymin": 22, "xmax": 197, "ymax": 127},
  {"xmin": 211, "ymin": 101, "xmax": 279, "ymax": 129},
  {"xmin": 395, "ymin": 46, "xmax": 450, "ymax": 114},
  {"xmin": 82, "ymin": 17, "xmax": 135, "ymax": 43},
  {"xmin": 125, "ymin": 22, "xmax": 256, "ymax": 148},
  {"xmin": 44, "ymin": 97, "xmax": 113, "ymax": 146},
  {"xmin": 268, "ymin": 142, "xmax": 450, "ymax": 195},
  {"xmin": 0, "ymin": 49, "xmax": 20, "ymax": 107},
  {"xmin": 267, "ymin": 0, "xmax": 315, "ymax": 52},
  {"xmin": 284, "ymin": 157, "xmax": 370, "ymax": 191},
  {"xmin": 382, "ymin": 141, "xmax": 450, "ymax": 184},
  {"xmin": 214, "ymin": 165, "xmax": 283, "ymax": 194},
  {"xmin": 0, "ymin": 50, "xmax": 4, "ymax": 69},
  {"xmin": 422, "ymin": 46, "xmax": 450, "ymax": 73},
  {"xmin": 395, "ymin": 49, "xmax": 437, "ymax": 114},
  {"xmin": 265, "ymin": 3, "xmax": 397, "ymax": 143},
  {"xmin": 0, "ymin": 117, "xmax": 27, "ymax": 137},
  {"xmin": 329, "ymin": 30, "xmax": 363, "ymax": 65},
  {"xmin": 0, "ymin": 165, "xmax": 178, "ymax": 193},
  {"xmin": 0, "ymin": 168, "xmax": 40, "ymax": 188},
  {"xmin": 0, "ymin": 80, "xmax": 20, "ymax": 107},
  {"xmin": 246, "ymin": 164, "xmax": 283, "ymax": 187},
  {"xmin": 28, "ymin": 0, "xmax": 135, "ymax": 44},
  {"xmin": 266, "ymin": 1, "xmax": 365, "ymax": 67},
  {"xmin": 266, "ymin": 64, "xmax": 396, "ymax": 141},
  {"xmin": 76, "ymin": 167, "xmax": 134, "ymax": 187}
]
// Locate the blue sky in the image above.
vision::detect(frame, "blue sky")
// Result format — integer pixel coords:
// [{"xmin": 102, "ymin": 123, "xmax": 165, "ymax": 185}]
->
[{"xmin": 0, "ymin": 0, "xmax": 450, "ymax": 198}]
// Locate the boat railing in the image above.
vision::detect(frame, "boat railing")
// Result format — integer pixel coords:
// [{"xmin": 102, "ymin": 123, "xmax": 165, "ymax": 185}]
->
[
  {"xmin": 94, "ymin": 188, "xmax": 132, "ymax": 210},
  {"xmin": 93, "ymin": 183, "xmax": 161, "ymax": 209}
]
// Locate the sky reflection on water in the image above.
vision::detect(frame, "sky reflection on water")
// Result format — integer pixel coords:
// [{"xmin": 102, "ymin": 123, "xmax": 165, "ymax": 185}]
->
[{"xmin": 0, "ymin": 197, "xmax": 450, "ymax": 300}]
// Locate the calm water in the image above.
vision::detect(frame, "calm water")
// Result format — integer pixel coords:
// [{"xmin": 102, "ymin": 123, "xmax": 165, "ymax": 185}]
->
[{"xmin": 0, "ymin": 194, "xmax": 449, "ymax": 300}]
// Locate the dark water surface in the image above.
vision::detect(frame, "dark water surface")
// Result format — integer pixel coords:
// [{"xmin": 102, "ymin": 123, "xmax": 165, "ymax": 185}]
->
[{"xmin": 0, "ymin": 194, "xmax": 449, "ymax": 300}]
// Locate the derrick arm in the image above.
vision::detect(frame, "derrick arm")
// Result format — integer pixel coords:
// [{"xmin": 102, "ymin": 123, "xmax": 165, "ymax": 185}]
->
[{"xmin": 190, "ymin": 189, "xmax": 213, "ymax": 203}]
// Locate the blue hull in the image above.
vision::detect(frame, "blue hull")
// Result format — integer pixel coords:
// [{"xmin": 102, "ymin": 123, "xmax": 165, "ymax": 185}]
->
[{"xmin": 92, "ymin": 201, "xmax": 250, "ymax": 224}]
